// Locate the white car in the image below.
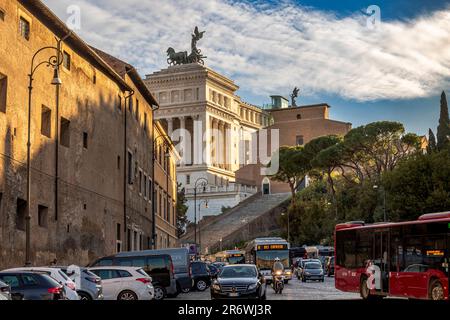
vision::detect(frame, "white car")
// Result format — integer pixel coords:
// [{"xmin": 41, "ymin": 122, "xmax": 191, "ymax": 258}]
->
[
  {"xmin": 3, "ymin": 267, "xmax": 79, "ymax": 300},
  {"xmin": 89, "ymin": 266, "xmax": 154, "ymax": 300}
]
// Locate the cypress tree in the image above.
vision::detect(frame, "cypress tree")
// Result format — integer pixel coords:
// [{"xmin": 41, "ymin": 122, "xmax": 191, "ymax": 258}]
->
[
  {"xmin": 437, "ymin": 91, "xmax": 450, "ymax": 150},
  {"xmin": 427, "ymin": 128, "xmax": 437, "ymax": 153}
]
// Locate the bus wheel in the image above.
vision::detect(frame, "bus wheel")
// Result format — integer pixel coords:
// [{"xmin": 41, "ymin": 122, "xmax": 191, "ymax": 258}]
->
[{"xmin": 429, "ymin": 279, "xmax": 444, "ymax": 300}]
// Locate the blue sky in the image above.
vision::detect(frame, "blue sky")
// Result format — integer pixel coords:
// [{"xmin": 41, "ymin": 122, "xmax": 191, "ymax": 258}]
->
[{"xmin": 44, "ymin": 0, "xmax": 450, "ymax": 136}]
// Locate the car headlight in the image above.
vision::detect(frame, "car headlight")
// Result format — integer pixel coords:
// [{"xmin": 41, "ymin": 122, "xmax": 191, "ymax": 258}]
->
[
  {"xmin": 275, "ymin": 271, "xmax": 282, "ymax": 276},
  {"xmin": 212, "ymin": 284, "xmax": 221, "ymax": 291},
  {"xmin": 247, "ymin": 283, "xmax": 257, "ymax": 291},
  {"xmin": 285, "ymin": 270, "xmax": 291, "ymax": 275}
]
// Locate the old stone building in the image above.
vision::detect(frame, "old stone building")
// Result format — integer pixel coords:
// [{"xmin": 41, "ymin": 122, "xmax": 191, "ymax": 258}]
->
[
  {"xmin": 236, "ymin": 98, "xmax": 352, "ymax": 194},
  {"xmin": 0, "ymin": 0, "xmax": 177, "ymax": 269},
  {"xmin": 92, "ymin": 48, "xmax": 179, "ymax": 250},
  {"xmin": 144, "ymin": 63, "xmax": 270, "ymax": 222}
]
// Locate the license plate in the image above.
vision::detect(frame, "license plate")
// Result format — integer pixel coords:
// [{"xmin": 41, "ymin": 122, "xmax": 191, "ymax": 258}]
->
[{"xmin": 228, "ymin": 293, "xmax": 239, "ymax": 297}]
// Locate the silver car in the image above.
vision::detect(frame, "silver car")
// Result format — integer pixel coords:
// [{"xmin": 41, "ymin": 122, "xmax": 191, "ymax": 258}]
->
[
  {"xmin": 56, "ymin": 266, "xmax": 103, "ymax": 300},
  {"xmin": 0, "ymin": 280, "xmax": 11, "ymax": 300}
]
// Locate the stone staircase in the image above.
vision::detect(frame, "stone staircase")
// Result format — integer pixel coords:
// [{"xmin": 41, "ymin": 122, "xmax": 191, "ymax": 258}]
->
[{"xmin": 182, "ymin": 192, "xmax": 291, "ymax": 253}]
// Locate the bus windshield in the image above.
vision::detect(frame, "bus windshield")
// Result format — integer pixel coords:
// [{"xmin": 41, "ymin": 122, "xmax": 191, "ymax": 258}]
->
[
  {"xmin": 227, "ymin": 255, "xmax": 245, "ymax": 264},
  {"xmin": 256, "ymin": 250, "xmax": 289, "ymax": 270}
]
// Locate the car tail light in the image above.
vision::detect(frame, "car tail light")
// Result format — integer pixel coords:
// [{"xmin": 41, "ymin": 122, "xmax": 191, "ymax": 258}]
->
[
  {"xmin": 48, "ymin": 287, "xmax": 62, "ymax": 294},
  {"xmin": 136, "ymin": 278, "xmax": 152, "ymax": 284},
  {"xmin": 1, "ymin": 287, "xmax": 10, "ymax": 293},
  {"xmin": 85, "ymin": 276, "xmax": 101, "ymax": 284}
]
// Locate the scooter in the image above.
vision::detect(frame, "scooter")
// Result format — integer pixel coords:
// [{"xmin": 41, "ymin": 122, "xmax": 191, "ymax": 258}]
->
[{"xmin": 271, "ymin": 270, "xmax": 285, "ymax": 294}]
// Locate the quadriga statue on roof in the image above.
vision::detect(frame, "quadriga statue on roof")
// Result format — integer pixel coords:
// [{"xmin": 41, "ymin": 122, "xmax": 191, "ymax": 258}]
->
[{"xmin": 166, "ymin": 26, "xmax": 207, "ymax": 66}]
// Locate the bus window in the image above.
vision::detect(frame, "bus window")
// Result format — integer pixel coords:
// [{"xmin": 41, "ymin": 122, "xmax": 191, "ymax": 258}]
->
[
  {"xmin": 95, "ymin": 258, "xmax": 113, "ymax": 266},
  {"xmin": 115, "ymin": 257, "xmax": 133, "ymax": 266}
]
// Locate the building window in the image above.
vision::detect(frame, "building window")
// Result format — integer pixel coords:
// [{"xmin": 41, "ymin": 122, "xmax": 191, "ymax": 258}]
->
[
  {"xmin": 117, "ymin": 155, "xmax": 121, "ymax": 170},
  {"xmin": 135, "ymin": 99, "xmax": 139, "ymax": 121},
  {"xmin": 60, "ymin": 117, "xmax": 70, "ymax": 147},
  {"xmin": 148, "ymin": 178, "xmax": 153, "ymax": 201},
  {"xmin": 134, "ymin": 231, "xmax": 138, "ymax": 251},
  {"xmin": 139, "ymin": 170, "xmax": 143, "ymax": 195},
  {"xmin": 0, "ymin": 73, "xmax": 7, "ymax": 113},
  {"xmin": 163, "ymin": 194, "xmax": 167, "ymax": 220},
  {"xmin": 144, "ymin": 174, "xmax": 147, "ymax": 198},
  {"xmin": 167, "ymin": 198, "xmax": 171, "ymax": 223},
  {"xmin": 297, "ymin": 114, "xmax": 301, "ymax": 120},
  {"xmin": 116, "ymin": 223, "xmax": 122, "ymax": 253},
  {"xmin": 19, "ymin": 17, "xmax": 30, "ymax": 40},
  {"xmin": 296, "ymin": 135, "xmax": 304, "ymax": 146},
  {"xmin": 0, "ymin": 8, "xmax": 5, "ymax": 21},
  {"xmin": 16, "ymin": 198, "xmax": 27, "ymax": 231},
  {"xmin": 62, "ymin": 51, "xmax": 71, "ymax": 70},
  {"xmin": 127, "ymin": 228, "xmax": 131, "ymax": 251},
  {"xmin": 40, "ymin": 105, "xmax": 51, "ymax": 138},
  {"xmin": 128, "ymin": 96, "xmax": 133, "ymax": 113},
  {"xmin": 143, "ymin": 113, "xmax": 147, "ymax": 131},
  {"xmin": 117, "ymin": 95, "xmax": 122, "ymax": 112},
  {"xmin": 127, "ymin": 151, "xmax": 133, "ymax": 184},
  {"xmin": 186, "ymin": 174, "xmax": 190, "ymax": 185},
  {"xmin": 159, "ymin": 191, "xmax": 162, "ymax": 216},
  {"xmin": 93, "ymin": 71, "xmax": 97, "ymax": 84},
  {"xmin": 38, "ymin": 205, "xmax": 48, "ymax": 228},
  {"xmin": 83, "ymin": 132, "xmax": 88, "ymax": 149}
]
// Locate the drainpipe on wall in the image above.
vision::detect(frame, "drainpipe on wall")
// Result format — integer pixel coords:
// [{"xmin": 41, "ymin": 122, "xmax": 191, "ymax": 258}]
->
[
  {"xmin": 123, "ymin": 89, "xmax": 134, "ymax": 252},
  {"xmin": 54, "ymin": 31, "xmax": 71, "ymax": 223},
  {"xmin": 151, "ymin": 103, "xmax": 160, "ymax": 249}
]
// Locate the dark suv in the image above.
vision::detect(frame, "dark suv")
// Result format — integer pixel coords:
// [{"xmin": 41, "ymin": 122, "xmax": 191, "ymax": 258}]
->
[
  {"xmin": 0, "ymin": 271, "xmax": 65, "ymax": 300},
  {"xmin": 90, "ymin": 253, "xmax": 177, "ymax": 300},
  {"xmin": 191, "ymin": 261, "xmax": 211, "ymax": 291}
]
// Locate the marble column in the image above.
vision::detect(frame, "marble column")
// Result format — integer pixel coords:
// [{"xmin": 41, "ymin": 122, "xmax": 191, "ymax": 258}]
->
[
  {"xmin": 179, "ymin": 116, "xmax": 186, "ymax": 165},
  {"xmin": 213, "ymin": 118, "xmax": 220, "ymax": 167},
  {"xmin": 203, "ymin": 113, "xmax": 210, "ymax": 166},
  {"xmin": 193, "ymin": 114, "xmax": 202, "ymax": 165},
  {"xmin": 218, "ymin": 121, "xmax": 225, "ymax": 169}
]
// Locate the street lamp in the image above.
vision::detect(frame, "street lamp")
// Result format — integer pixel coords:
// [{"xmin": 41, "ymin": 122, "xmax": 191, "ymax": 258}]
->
[
  {"xmin": 197, "ymin": 199, "xmax": 208, "ymax": 256},
  {"xmin": 373, "ymin": 184, "xmax": 387, "ymax": 222},
  {"xmin": 193, "ymin": 177, "xmax": 208, "ymax": 257},
  {"xmin": 152, "ymin": 135, "xmax": 172, "ymax": 249},
  {"xmin": 25, "ymin": 45, "xmax": 64, "ymax": 266}
]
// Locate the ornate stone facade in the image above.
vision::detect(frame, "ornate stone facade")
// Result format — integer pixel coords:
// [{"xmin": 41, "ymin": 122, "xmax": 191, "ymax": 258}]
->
[{"xmin": 144, "ymin": 64, "xmax": 269, "ymax": 221}]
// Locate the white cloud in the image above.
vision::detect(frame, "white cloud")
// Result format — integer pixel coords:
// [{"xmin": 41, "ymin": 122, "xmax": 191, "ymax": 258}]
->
[{"xmin": 43, "ymin": 0, "xmax": 450, "ymax": 102}]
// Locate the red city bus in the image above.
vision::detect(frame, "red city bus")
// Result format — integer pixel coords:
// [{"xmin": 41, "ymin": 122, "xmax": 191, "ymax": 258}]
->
[{"xmin": 335, "ymin": 212, "xmax": 450, "ymax": 300}]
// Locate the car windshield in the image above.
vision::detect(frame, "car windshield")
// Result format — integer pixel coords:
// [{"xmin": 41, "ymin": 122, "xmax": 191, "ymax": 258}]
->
[
  {"xmin": 305, "ymin": 263, "xmax": 321, "ymax": 269},
  {"xmin": 219, "ymin": 266, "xmax": 256, "ymax": 278}
]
